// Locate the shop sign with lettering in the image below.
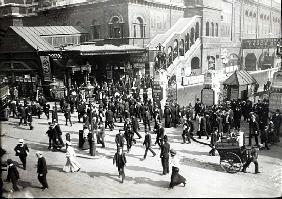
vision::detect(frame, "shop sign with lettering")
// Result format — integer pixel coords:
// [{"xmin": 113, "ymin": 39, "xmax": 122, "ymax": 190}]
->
[
  {"xmin": 201, "ymin": 88, "xmax": 215, "ymax": 106},
  {"xmin": 242, "ymin": 38, "xmax": 281, "ymax": 49}
]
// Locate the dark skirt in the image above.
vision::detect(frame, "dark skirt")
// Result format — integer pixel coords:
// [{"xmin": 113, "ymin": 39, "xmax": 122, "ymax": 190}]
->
[{"xmin": 170, "ymin": 166, "xmax": 186, "ymax": 188}]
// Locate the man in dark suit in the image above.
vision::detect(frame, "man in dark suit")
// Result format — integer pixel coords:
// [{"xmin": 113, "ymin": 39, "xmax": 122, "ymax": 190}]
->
[
  {"xmin": 143, "ymin": 129, "xmax": 156, "ymax": 159},
  {"xmin": 131, "ymin": 116, "xmax": 142, "ymax": 139},
  {"xmin": 105, "ymin": 108, "xmax": 114, "ymax": 131},
  {"xmin": 5, "ymin": 159, "xmax": 20, "ymax": 192},
  {"xmin": 113, "ymin": 147, "xmax": 127, "ymax": 183},
  {"xmin": 54, "ymin": 121, "xmax": 64, "ymax": 147},
  {"xmin": 64, "ymin": 106, "xmax": 72, "ymax": 126},
  {"xmin": 14, "ymin": 139, "xmax": 29, "ymax": 170},
  {"xmin": 160, "ymin": 135, "xmax": 170, "ymax": 175},
  {"xmin": 46, "ymin": 123, "xmax": 54, "ymax": 149},
  {"xmin": 164, "ymin": 104, "xmax": 172, "ymax": 128},
  {"xmin": 36, "ymin": 151, "xmax": 48, "ymax": 190},
  {"xmin": 194, "ymin": 98, "xmax": 202, "ymax": 120},
  {"xmin": 115, "ymin": 130, "xmax": 125, "ymax": 151}
]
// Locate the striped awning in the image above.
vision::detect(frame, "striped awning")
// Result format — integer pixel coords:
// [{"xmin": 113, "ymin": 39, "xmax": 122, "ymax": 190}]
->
[{"xmin": 223, "ymin": 70, "xmax": 257, "ymax": 86}]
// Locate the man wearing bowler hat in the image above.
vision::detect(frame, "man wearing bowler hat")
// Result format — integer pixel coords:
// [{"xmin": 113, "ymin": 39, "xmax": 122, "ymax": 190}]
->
[{"xmin": 36, "ymin": 151, "xmax": 48, "ymax": 190}]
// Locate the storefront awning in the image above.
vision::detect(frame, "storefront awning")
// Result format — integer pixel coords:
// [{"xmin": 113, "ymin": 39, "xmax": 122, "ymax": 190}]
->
[
  {"xmin": 223, "ymin": 70, "xmax": 257, "ymax": 86},
  {"xmin": 65, "ymin": 44, "xmax": 146, "ymax": 55}
]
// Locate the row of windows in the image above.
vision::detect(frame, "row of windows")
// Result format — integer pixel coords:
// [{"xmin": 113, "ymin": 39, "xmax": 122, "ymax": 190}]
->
[
  {"xmin": 245, "ymin": 10, "xmax": 280, "ymax": 23},
  {"xmin": 206, "ymin": 22, "xmax": 218, "ymax": 37}
]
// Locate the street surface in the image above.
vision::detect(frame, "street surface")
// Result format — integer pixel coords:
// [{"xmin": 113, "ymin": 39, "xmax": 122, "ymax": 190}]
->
[{"xmin": 1, "ymin": 108, "xmax": 281, "ymax": 198}]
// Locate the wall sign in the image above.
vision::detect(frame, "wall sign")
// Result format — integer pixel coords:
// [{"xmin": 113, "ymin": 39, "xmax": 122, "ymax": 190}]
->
[
  {"xmin": 269, "ymin": 92, "xmax": 282, "ymax": 112},
  {"xmin": 242, "ymin": 38, "xmax": 281, "ymax": 49},
  {"xmin": 201, "ymin": 88, "xmax": 215, "ymax": 106},
  {"xmin": 40, "ymin": 56, "xmax": 51, "ymax": 81}
]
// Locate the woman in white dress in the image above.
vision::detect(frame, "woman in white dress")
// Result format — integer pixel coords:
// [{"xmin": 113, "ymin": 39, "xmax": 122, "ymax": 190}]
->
[{"xmin": 63, "ymin": 141, "xmax": 81, "ymax": 172}]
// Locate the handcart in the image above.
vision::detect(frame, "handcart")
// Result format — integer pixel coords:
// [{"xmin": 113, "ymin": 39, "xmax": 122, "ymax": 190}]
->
[{"xmin": 215, "ymin": 136, "xmax": 248, "ymax": 173}]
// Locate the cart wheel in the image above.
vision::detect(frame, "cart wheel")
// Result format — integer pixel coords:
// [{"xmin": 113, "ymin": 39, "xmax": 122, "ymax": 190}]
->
[{"xmin": 220, "ymin": 152, "xmax": 242, "ymax": 173}]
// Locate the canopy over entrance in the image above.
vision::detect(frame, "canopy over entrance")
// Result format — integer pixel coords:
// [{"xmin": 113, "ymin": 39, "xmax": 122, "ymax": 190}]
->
[{"xmin": 223, "ymin": 70, "xmax": 257, "ymax": 86}]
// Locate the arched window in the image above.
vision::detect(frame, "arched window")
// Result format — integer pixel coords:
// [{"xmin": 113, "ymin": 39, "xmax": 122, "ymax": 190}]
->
[
  {"xmin": 260, "ymin": 14, "xmax": 263, "ymax": 19},
  {"xmin": 211, "ymin": 22, "xmax": 214, "ymax": 36},
  {"xmin": 91, "ymin": 20, "xmax": 101, "ymax": 39},
  {"xmin": 249, "ymin": 11, "xmax": 252, "ymax": 17},
  {"xmin": 215, "ymin": 23, "xmax": 218, "ymax": 37},
  {"xmin": 253, "ymin": 12, "xmax": 256, "ymax": 18},
  {"xmin": 245, "ymin": 10, "xmax": 248, "ymax": 16},
  {"xmin": 109, "ymin": 16, "xmax": 123, "ymax": 38},
  {"xmin": 185, "ymin": 33, "xmax": 190, "ymax": 52},
  {"xmin": 179, "ymin": 39, "xmax": 184, "ymax": 56},
  {"xmin": 76, "ymin": 21, "xmax": 82, "ymax": 26},
  {"xmin": 167, "ymin": 46, "xmax": 173, "ymax": 65},
  {"xmin": 195, "ymin": 22, "xmax": 200, "ymax": 40},
  {"xmin": 264, "ymin": 15, "xmax": 267, "ymax": 20},
  {"xmin": 190, "ymin": 28, "xmax": 195, "ymax": 45},
  {"xmin": 134, "ymin": 17, "xmax": 144, "ymax": 38},
  {"xmin": 173, "ymin": 39, "xmax": 178, "ymax": 60},
  {"xmin": 267, "ymin": 16, "xmax": 269, "ymax": 21},
  {"xmin": 191, "ymin": 57, "xmax": 200, "ymax": 69},
  {"xmin": 206, "ymin": 22, "xmax": 209, "ymax": 36}
]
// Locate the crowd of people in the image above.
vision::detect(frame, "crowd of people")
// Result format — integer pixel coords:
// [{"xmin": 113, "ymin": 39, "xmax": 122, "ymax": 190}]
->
[{"xmin": 1, "ymin": 77, "xmax": 282, "ymax": 194}]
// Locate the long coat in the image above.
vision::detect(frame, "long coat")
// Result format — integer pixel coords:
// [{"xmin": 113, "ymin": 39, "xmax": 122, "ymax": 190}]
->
[
  {"xmin": 7, "ymin": 164, "xmax": 20, "ymax": 182},
  {"xmin": 37, "ymin": 157, "xmax": 48, "ymax": 174}
]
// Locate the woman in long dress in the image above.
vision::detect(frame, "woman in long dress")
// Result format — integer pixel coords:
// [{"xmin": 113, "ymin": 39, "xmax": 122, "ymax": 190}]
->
[
  {"xmin": 169, "ymin": 149, "xmax": 186, "ymax": 189},
  {"xmin": 63, "ymin": 141, "xmax": 81, "ymax": 172}
]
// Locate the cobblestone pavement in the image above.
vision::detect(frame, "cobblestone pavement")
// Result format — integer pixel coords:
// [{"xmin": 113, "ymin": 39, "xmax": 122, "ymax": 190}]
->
[{"xmin": 1, "ymin": 110, "xmax": 281, "ymax": 198}]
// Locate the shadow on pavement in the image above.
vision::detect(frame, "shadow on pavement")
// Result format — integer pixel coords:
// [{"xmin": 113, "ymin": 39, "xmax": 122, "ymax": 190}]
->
[
  {"xmin": 181, "ymin": 157, "xmax": 224, "ymax": 173},
  {"xmin": 178, "ymin": 149, "xmax": 209, "ymax": 156},
  {"xmin": 126, "ymin": 165, "xmax": 160, "ymax": 175},
  {"xmin": 126, "ymin": 176, "xmax": 169, "ymax": 188},
  {"xmin": 18, "ymin": 180, "xmax": 41, "ymax": 189},
  {"xmin": 28, "ymin": 143, "xmax": 51, "ymax": 152},
  {"xmin": 47, "ymin": 164, "xmax": 65, "ymax": 172},
  {"xmin": 81, "ymin": 171, "xmax": 120, "ymax": 183}
]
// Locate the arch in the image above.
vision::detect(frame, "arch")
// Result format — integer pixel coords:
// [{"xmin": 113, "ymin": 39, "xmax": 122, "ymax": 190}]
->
[
  {"xmin": 173, "ymin": 39, "xmax": 179, "ymax": 60},
  {"xmin": 211, "ymin": 22, "xmax": 214, "ymax": 36},
  {"xmin": 215, "ymin": 23, "xmax": 218, "ymax": 37},
  {"xmin": 185, "ymin": 33, "xmax": 190, "ymax": 52},
  {"xmin": 167, "ymin": 46, "xmax": 173, "ymax": 66},
  {"xmin": 260, "ymin": 14, "xmax": 263, "ymax": 19},
  {"xmin": 267, "ymin": 16, "xmax": 269, "ymax": 21},
  {"xmin": 249, "ymin": 11, "xmax": 252, "ymax": 17},
  {"xmin": 133, "ymin": 17, "xmax": 145, "ymax": 38},
  {"xmin": 195, "ymin": 22, "xmax": 200, "ymax": 40},
  {"xmin": 179, "ymin": 39, "xmax": 184, "ymax": 56},
  {"xmin": 228, "ymin": 53, "xmax": 240, "ymax": 68},
  {"xmin": 109, "ymin": 16, "xmax": 123, "ymax": 38},
  {"xmin": 206, "ymin": 22, "xmax": 209, "ymax": 36},
  {"xmin": 191, "ymin": 57, "xmax": 200, "ymax": 70},
  {"xmin": 245, "ymin": 10, "xmax": 248, "ymax": 16},
  {"xmin": 253, "ymin": 12, "xmax": 256, "ymax": 18},
  {"xmin": 245, "ymin": 53, "xmax": 257, "ymax": 71},
  {"xmin": 190, "ymin": 27, "xmax": 195, "ymax": 45}
]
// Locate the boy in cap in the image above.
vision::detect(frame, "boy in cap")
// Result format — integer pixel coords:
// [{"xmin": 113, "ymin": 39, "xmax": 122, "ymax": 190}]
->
[{"xmin": 14, "ymin": 139, "xmax": 29, "ymax": 170}]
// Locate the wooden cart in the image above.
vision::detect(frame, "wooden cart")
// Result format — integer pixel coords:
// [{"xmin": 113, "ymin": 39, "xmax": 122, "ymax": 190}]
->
[{"xmin": 215, "ymin": 137, "xmax": 248, "ymax": 173}]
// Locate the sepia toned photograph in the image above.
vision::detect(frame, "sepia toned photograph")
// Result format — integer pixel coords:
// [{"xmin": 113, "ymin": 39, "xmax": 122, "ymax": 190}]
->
[{"xmin": 0, "ymin": 0, "xmax": 281, "ymax": 198}]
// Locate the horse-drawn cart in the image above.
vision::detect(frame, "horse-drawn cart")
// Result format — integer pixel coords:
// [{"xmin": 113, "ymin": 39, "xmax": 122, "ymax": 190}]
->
[{"xmin": 215, "ymin": 135, "xmax": 248, "ymax": 173}]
